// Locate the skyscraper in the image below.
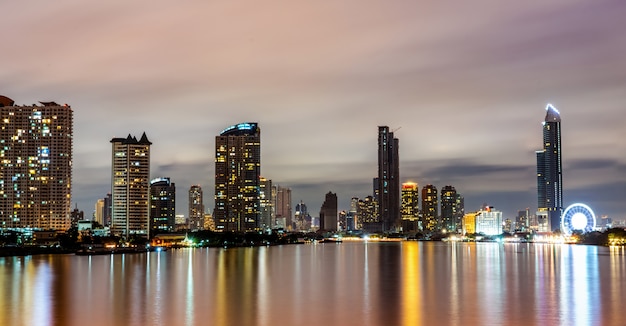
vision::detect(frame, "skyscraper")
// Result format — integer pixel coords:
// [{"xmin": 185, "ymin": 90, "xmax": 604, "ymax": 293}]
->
[
  {"xmin": 188, "ymin": 185, "xmax": 204, "ymax": 231},
  {"xmin": 319, "ymin": 191, "xmax": 338, "ymax": 231},
  {"xmin": 536, "ymin": 104, "xmax": 563, "ymax": 232},
  {"xmin": 440, "ymin": 185, "xmax": 457, "ymax": 232},
  {"xmin": 0, "ymin": 96, "xmax": 73, "ymax": 230},
  {"xmin": 401, "ymin": 182, "xmax": 420, "ymax": 233},
  {"xmin": 273, "ymin": 185, "xmax": 291, "ymax": 230},
  {"xmin": 377, "ymin": 126, "xmax": 400, "ymax": 232},
  {"xmin": 421, "ymin": 184, "xmax": 438, "ymax": 232},
  {"xmin": 259, "ymin": 177, "xmax": 273, "ymax": 231},
  {"xmin": 214, "ymin": 122, "xmax": 261, "ymax": 232},
  {"xmin": 149, "ymin": 177, "xmax": 175, "ymax": 235},
  {"xmin": 111, "ymin": 133, "xmax": 151, "ymax": 238}
]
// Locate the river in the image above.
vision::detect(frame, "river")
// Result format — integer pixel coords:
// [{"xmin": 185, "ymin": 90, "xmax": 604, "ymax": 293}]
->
[{"xmin": 1, "ymin": 241, "xmax": 625, "ymax": 326}]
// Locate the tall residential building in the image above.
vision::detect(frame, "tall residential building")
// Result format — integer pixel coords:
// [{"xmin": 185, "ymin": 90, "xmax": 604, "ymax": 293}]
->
[
  {"xmin": 0, "ymin": 96, "xmax": 73, "ymax": 230},
  {"xmin": 94, "ymin": 199, "xmax": 105, "ymax": 226},
  {"xmin": 319, "ymin": 191, "xmax": 338, "ymax": 231},
  {"xmin": 149, "ymin": 177, "xmax": 175, "ymax": 235},
  {"xmin": 273, "ymin": 185, "xmax": 291, "ymax": 230},
  {"xmin": 401, "ymin": 182, "xmax": 420, "ymax": 232},
  {"xmin": 536, "ymin": 104, "xmax": 563, "ymax": 232},
  {"xmin": 259, "ymin": 177, "xmax": 273, "ymax": 231},
  {"xmin": 358, "ymin": 196, "xmax": 379, "ymax": 230},
  {"xmin": 441, "ymin": 185, "xmax": 458, "ymax": 233},
  {"xmin": 214, "ymin": 122, "xmax": 261, "ymax": 232},
  {"xmin": 421, "ymin": 184, "xmax": 438, "ymax": 232},
  {"xmin": 110, "ymin": 133, "xmax": 151, "ymax": 238},
  {"xmin": 454, "ymin": 194, "xmax": 465, "ymax": 233},
  {"xmin": 294, "ymin": 200, "xmax": 310, "ymax": 232},
  {"xmin": 377, "ymin": 126, "xmax": 400, "ymax": 232},
  {"xmin": 188, "ymin": 185, "xmax": 204, "ymax": 231},
  {"xmin": 103, "ymin": 192, "xmax": 112, "ymax": 226}
]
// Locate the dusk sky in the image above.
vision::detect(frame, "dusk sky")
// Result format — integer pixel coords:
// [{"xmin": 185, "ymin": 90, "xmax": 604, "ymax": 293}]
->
[{"xmin": 1, "ymin": 1, "xmax": 625, "ymax": 220}]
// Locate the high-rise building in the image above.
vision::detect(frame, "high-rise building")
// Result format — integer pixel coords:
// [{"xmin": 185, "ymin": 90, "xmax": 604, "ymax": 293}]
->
[
  {"xmin": 294, "ymin": 200, "xmax": 310, "ymax": 232},
  {"xmin": 401, "ymin": 182, "xmax": 420, "ymax": 232},
  {"xmin": 0, "ymin": 96, "xmax": 73, "ymax": 230},
  {"xmin": 150, "ymin": 177, "xmax": 175, "ymax": 235},
  {"xmin": 441, "ymin": 185, "xmax": 458, "ymax": 233},
  {"xmin": 259, "ymin": 177, "xmax": 273, "ymax": 231},
  {"xmin": 454, "ymin": 194, "xmax": 464, "ymax": 233},
  {"xmin": 377, "ymin": 126, "xmax": 400, "ymax": 232},
  {"xmin": 536, "ymin": 104, "xmax": 563, "ymax": 232},
  {"xmin": 188, "ymin": 185, "xmax": 204, "ymax": 231},
  {"xmin": 319, "ymin": 191, "xmax": 338, "ymax": 231},
  {"xmin": 103, "ymin": 193, "xmax": 112, "ymax": 226},
  {"xmin": 421, "ymin": 184, "xmax": 438, "ymax": 232},
  {"xmin": 273, "ymin": 185, "xmax": 291, "ymax": 230},
  {"xmin": 94, "ymin": 199, "xmax": 105, "ymax": 226},
  {"xmin": 358, "ymin": 196, "xmax": 379, "ymax": 231},
  {"xmin": 110, "ymin": 133, "xmax": 151, "ymax": 238},
  {"xmin": 214, "ymin": 122, "xmax": 261, "ymax": 232}
]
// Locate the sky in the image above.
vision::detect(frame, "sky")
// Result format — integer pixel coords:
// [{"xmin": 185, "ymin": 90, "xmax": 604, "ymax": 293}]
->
[{"xmin": 1, "ymin": 0, "xmax": 625, "ymax": 221}]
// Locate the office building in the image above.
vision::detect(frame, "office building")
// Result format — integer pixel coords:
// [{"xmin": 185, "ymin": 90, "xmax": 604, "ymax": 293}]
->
[
  {"xmin": 441, "ymin": 185, "xmax": 461, "ymax": 233},
  {"xmin": 94, "ymin": 199, "xmax": 105, "ymax": 226},
  {"xmin": 421, "ymin": 184, "xmax": 438, "ymax": 232},
  {"xmin": 358, "ymin": 196, "xmax": 379, "ymax": 231},
  {"xmin": 188, "ymin": 185, "xmax": 204, "ymax": 231},
  {"xmin": 377, "ymin": 126, "xmax": 400, "ymax": 232},
  {"xmin": 401, "ymin": 182, "xmax": 420, "ymax": 232},
  {"xmin": 110, "ymin": 133, "xmax": 151, "ymax": 238},
  {"xmin": 319, "ymin": 191, "xmax": 338, "ymax": 231},
  {"xmin": 150, "ymin": 177, "xmax": 175, "ymax": 235},
  {"xmin": 214, "ymin": 122, "xmax": 261, "ymax": 232},
  {"xmin": 273, "ymin": 185, "xmax": 291, "ymax": 230},
  {"xmin": 0, "ymin": 96, "xmax": 73, "ymax": 230},
  {"xmin": 259, "ymin": 177, "xmax": 273, "ymax": 231},
  {"xmin": 536, "ymin": 104, "xmax": 563, "ymax": 232}
]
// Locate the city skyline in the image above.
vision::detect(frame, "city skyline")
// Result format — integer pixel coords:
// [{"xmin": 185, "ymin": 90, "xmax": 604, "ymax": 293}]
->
[{"xmin": 1, "ymin": 1, "xmax": 625, "ymax": 220}]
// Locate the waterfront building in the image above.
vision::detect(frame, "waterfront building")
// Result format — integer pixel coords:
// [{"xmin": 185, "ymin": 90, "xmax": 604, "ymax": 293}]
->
[
  {"xmin": 94, "ymin": 199, "xmax": 105, "ymax": 226},
  {"xmin": 319, "ymin": 191, "xmax": 338, "ymax": 231},
  {"xmin": 516, "ymin": 209, "xmax": 530, "ymax": 231},
  {"xmin": 475, "ymin": 206, "xmax": 503, "ymax": 235},
  {"xmin": 273, "ymin": 185, "xmax": 292, "ymax": 230},
  {"xmin": 377, "ymin": 126, "xmax": 400, "ymax": 232},
  {"xmin": 259, "ymin": 177, "xmax": 273, "ymax": 231},
  {"xmin": 401, "ymin": 182, "xmax": 420, "ymax": 233},
  {"xmin": 214, "ymin": 122, "xmax": 261, "ymax": 232},
  {"xmin": 358, "ymin": 196, "xmax": 379, "ymax": 231},
  {"xmin": 188, "ymin": 185, "xmax": 204, "ymax": 231},
  {"xmin": 0, "ymin": 96, "xmax": 73, "ymax": 230},
  {"xmin": 150, "ymin": 177, "xmax": 175, "ymax": 235},
  {"xmin": 536, "ymin": 104, "xmax": 563, "ymax": 232},
  {"xmin": 110, "ymin": 133, "xmax": 151, "ymax": 238},
  {"xmin": 421, "ymin": 184, "xmax": 438, "ymax": 232},
  {"xmin": 294, "ymin": 200, "xmax": 310, "ymax": 232},
  {"xmin": 454, "ymin": 193, "xmax": 465, "ymax": 232},
  {"xmin": 463, "ymin": 212, "xmax": 477, "ymax": 234},
  {"xmin": 103, "ymin": 193, "xmax": 112, "ymax": 226},
  {"xmin": 440, "ymin": 185, "xmax": 458, "ymax": 233}
]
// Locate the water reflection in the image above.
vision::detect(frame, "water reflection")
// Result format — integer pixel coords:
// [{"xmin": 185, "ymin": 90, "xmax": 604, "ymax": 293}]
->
[{"xmin": 1, "ymin": 242, "xmax": 625, "ymax": 326}]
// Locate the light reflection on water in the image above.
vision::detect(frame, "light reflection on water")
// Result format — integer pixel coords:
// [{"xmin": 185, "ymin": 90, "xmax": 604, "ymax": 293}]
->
[{"xmin": 1, "ymin": 242, "xmax": 625, "ymax": 326}]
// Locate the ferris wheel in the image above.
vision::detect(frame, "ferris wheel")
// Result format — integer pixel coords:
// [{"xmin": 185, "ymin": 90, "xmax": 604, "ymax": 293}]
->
[{"xmin": 561, "ymin": 203, "xmax": 596, "ymax": 236}]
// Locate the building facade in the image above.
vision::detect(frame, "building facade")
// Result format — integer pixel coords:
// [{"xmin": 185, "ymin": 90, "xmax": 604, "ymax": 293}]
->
[
  {"xmin": 536, "ymin": 104, "xmax": 563, "ymax": 232},
  {"xmin": 188, "ymin": 185, "xmax": 204, "ymax": 231},
  {"xmin": 441, "ymin": 185, "xmax": 463, "ymax": 233},
  {"xmin": 214, "ymin": 122, "xmax": 261, "ymax": 232},
  {"xmin": 0, "ymin": 96, "xmax": 73, "ymax": 230},
  {"xmin": 273, "ymin": 185, "xmax": 291, "ymax": 230},
  {"xmin": 377, "ymin": 126, "xmax": 400, "ymax": 232},
  {"xmin": 421, "ymin": 184, "xmax": 438, "ymax": 232},
  {"xmin": 259, "ymin": 177, "xmax": 273, "ymax": 231},
  {"xmin": 110, "ymin": 133, "xmax": 151, "ymax": 238},
  {"xmin": 475, "ymin": 206, "xmax": 503, "ymax": 236},
  {"xmin": 401, "ymin": 182, "xmax": 420, "ymax": 232},
  {"xmin": 319, "ymin": 191, "xmax": 338, "ymax": 231},
  {"xmin": 150, "ymin": 177, "xmax": 175, "ymax": 235}
]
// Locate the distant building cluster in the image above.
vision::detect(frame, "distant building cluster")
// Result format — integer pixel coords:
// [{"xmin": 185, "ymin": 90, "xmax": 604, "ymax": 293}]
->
[{"xmin": 0, "ymin": 95, "xmax": 607, "ymax": 238}]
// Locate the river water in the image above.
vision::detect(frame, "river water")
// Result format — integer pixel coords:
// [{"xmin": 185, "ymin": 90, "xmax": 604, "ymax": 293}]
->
[{"xmin": 1, "ymin": 241, "xmax": 625, "ymax": 326}]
